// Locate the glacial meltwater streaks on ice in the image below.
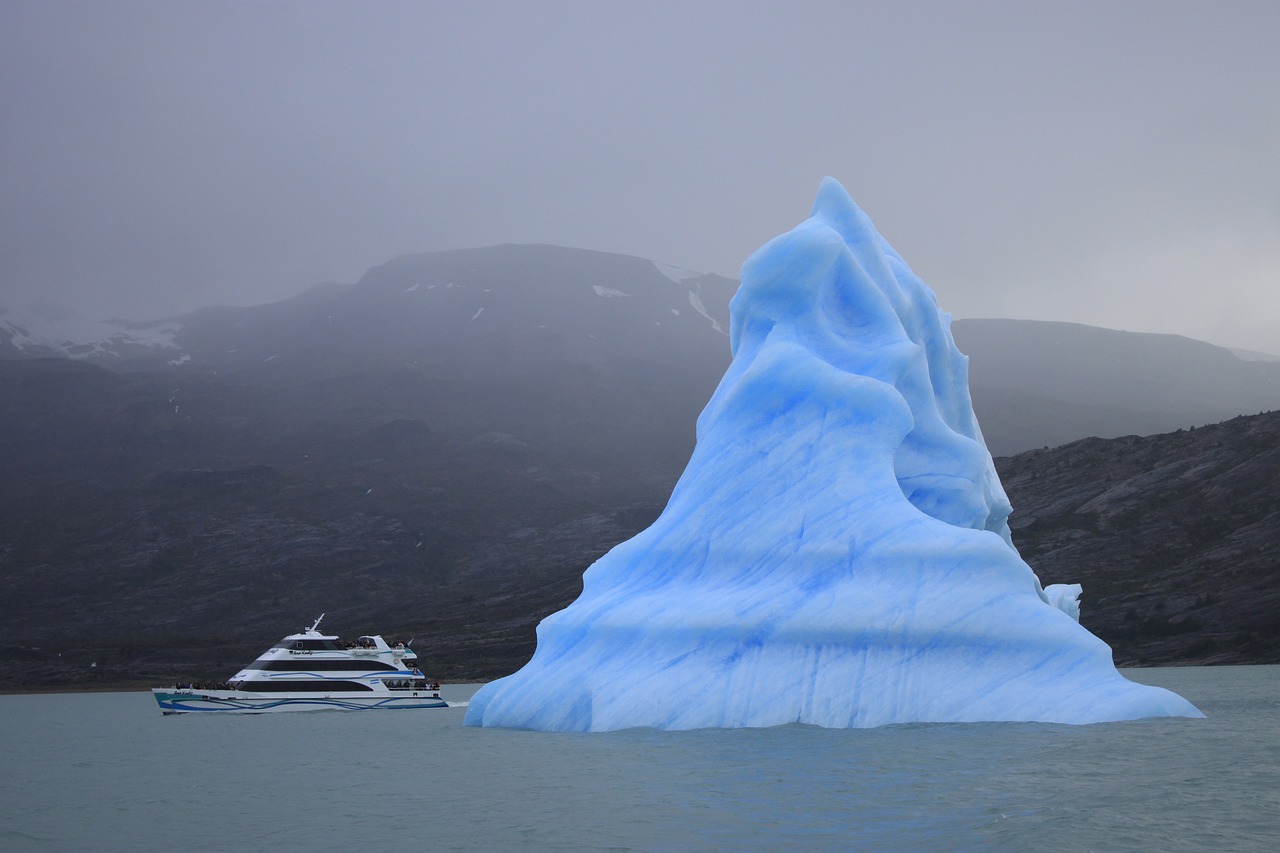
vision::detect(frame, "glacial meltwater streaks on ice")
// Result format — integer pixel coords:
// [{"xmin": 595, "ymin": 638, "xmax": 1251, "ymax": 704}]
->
[{"xmin": 465, "ymin": 179, "xmax": 1202, "ymax": 731}]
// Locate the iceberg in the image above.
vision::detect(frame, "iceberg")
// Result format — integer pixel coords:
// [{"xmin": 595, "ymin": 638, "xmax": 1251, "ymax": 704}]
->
[{"xmin": 465, "ymin": 178, "xmax": 1202, "ymax": 731}]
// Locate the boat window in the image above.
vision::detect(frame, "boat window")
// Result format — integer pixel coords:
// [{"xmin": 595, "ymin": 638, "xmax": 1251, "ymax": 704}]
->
[
  {"xmin": 243, "ymin": 659, "xmax": 399, "ymax": 672},
  {"xmin": 236, "ymin": 679, "xmax": 373, "ymax": 692},
  {"xmin": 288, "ymin": 639, "xmax": 342, "ymax": 651}
]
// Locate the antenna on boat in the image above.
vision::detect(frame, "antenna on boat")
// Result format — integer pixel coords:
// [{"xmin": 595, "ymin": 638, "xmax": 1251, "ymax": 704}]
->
[{"xmin": 309, "ymin": 613, "xmax": 325, "ymax": 633}]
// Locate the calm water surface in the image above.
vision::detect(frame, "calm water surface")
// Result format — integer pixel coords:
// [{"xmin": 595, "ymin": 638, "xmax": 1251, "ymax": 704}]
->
[{"xmin": 2, "ymin": 666, "xmax": 1277, "ymax": 852}]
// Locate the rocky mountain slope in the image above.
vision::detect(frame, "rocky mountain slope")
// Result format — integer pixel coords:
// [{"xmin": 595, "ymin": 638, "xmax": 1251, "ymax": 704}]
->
[{"xmin": 998, "ymin": 409, "xmax": 1280, "ymax": 667}]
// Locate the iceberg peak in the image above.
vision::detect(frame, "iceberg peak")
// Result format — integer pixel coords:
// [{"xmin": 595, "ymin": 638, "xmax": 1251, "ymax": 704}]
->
[{"xmin": 465, "ymin": 179, "xmax": 1202, "ymax": 731}]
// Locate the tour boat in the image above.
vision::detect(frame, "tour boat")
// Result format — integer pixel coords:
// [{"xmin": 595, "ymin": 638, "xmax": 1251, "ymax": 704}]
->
[{"xmin": 152, "ymin": 614, "xmax": 448, "ymax": 714}]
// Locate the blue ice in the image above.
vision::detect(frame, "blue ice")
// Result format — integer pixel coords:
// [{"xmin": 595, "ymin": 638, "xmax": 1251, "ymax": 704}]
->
[{"xmin": 465, "ymin": 178, "xmax": 1202, "ymax": 731}]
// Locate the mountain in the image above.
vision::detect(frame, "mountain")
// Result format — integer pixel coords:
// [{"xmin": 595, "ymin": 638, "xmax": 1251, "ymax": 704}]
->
[
  {"xmin": 997, "ymin": 410, "xmax": 1280, "ymax": 666},
  {"xmin": 2, "ymin": 244, "xmax": 1278, "ymax": 690},
  {"xmin": 0, "ymin": 247, "xmax": 738, "ymax": 690},
  {"xmin": 4, "ymin": 244, "xmax": 733, "ymax": 372}
]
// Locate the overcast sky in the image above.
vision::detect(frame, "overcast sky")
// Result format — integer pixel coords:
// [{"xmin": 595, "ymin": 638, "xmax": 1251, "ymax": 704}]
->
[{"xmin": 2, "ymin": 0, "xmax": 1278, "ymax": 353}]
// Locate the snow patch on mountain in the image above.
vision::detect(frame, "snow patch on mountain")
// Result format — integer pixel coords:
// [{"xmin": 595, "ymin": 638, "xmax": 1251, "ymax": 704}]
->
[
  {"xmin": 1, "ymin": 306, "xmax": 183, "ymax": 360},
  {"xmin": 653, "ymin": 262, "xmax": 699, "ymax": 284},
  {"xmin": 687, "ymin": 290, "xmax": 727, "ymax": 336}
]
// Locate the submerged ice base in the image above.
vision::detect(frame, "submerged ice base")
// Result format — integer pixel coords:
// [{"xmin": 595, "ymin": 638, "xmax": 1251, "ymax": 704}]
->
[{"xmin": 465, "ymin": 179, "xmax": 1201, "ymax": 731}]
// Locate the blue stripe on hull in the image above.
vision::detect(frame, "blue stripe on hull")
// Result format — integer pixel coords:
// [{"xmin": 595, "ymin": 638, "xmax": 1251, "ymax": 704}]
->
[{"xmin": 153, "ymin": 692, "xmax": 448, "ymax": 714}]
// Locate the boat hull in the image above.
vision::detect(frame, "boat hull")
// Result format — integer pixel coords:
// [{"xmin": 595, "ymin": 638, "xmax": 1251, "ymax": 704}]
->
[{"xmin": 152, "ymin": 689, "xmax": 449, "ymax": 714}]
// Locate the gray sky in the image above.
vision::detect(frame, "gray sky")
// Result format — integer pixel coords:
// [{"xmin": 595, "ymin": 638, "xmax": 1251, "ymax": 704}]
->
[{"xmin": 3, "ymin": 0, "xmax": 1278, "ymax": 353}]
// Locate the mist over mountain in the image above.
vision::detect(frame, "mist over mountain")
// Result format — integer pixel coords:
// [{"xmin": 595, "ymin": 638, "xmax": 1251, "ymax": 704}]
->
[
  {"xmin": 953, "ymin": 319, "xmax": 1280, "ymax": 455},
  {"xmin": 1, "ymin": 244, "xmax": 1277, "ymax": 689},
  {"xmin": 7, "ymin": 253, "xmax": 1278, "ymax": 458}
]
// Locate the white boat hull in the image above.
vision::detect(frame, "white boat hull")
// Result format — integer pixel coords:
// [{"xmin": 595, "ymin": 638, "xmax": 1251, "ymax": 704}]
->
[{"xmin": 153, "ymin": 688, "xmax": 448, "ymax": 714}]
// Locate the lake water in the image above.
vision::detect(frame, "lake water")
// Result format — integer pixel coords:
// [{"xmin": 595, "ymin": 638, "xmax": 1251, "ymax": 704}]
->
[{"xmin": 2, "ymin": 666, "xmax": 1277, "ymax": 852}]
